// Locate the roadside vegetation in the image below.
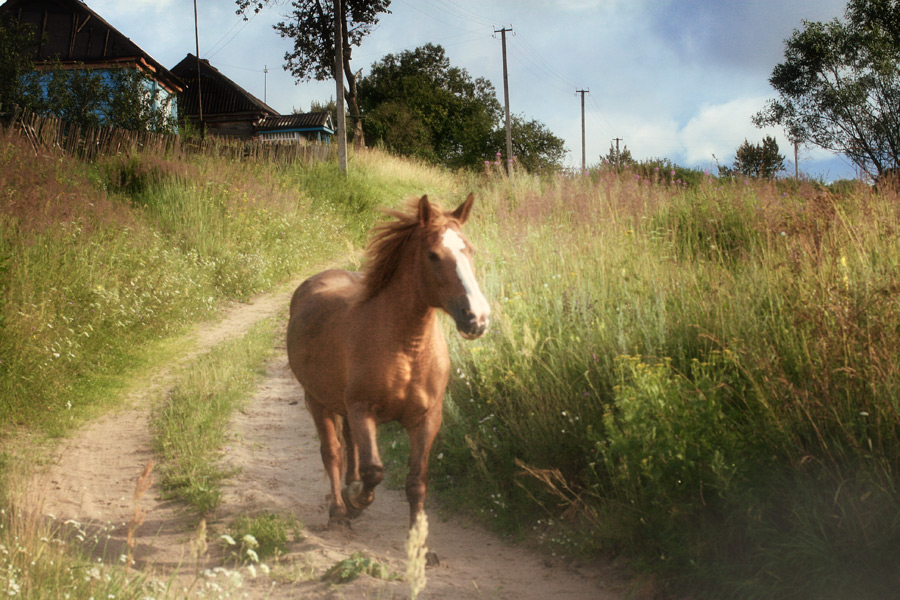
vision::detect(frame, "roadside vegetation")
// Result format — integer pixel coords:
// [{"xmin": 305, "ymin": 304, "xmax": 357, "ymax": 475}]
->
[
  {"xmin": 420, "ymin": 169, "xmax": 900, "ymax": 598},
  {"xmin": 3, "ymin": 116, "xmax": 900, "ymax": 597},
  {"xmin": 0, "ymin": 127, "xmax": 454, "ymax": 598},
  {"xmin": 152, "ymin": 318, "xmax": 277, "ymax": 513}
]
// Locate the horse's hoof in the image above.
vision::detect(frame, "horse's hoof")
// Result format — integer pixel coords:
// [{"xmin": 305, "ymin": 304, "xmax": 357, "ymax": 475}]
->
[
  {"xmin": 342, "ymin": 481, "xmax": 373, "ymax": 518},
  {"xmin": 425, "ymin": 550, "xmax": 440, "ymax": 567}
]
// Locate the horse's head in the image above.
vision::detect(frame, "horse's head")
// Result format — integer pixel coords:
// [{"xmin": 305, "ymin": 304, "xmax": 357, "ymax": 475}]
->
[{"xmin": 417, "ymin": 193, "xmax": 490, "ymax": 340}]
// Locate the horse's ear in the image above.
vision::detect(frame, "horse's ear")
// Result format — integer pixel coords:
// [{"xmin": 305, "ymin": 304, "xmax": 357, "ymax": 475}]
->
[
  {"xmin": 417, "ymin": 194, "xmax": 432, "ymax": 227},
  {"xmin": 451, "ymin": 193, "xmax": 475, "ymax": 224}
]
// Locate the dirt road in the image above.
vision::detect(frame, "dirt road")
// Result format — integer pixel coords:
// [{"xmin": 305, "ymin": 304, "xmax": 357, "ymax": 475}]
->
[{"xmin": 33, "ymin": 280, "xmax": 631, "ymax": 599}]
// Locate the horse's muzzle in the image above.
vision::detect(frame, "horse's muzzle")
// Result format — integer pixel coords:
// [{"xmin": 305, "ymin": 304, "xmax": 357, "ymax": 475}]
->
[{"xmin": 451, "ymin": 302, "xmax": 490, "ymax": 340}]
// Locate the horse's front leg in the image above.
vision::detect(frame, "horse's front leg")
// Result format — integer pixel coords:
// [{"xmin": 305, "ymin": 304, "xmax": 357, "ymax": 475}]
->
[
  {"xmin": 405, "ymin": 402, "xmax": 443, "ymax": 527},
  {"xmin": 343, "ymin": 402, "xmax": 383, "ymax": 513}
]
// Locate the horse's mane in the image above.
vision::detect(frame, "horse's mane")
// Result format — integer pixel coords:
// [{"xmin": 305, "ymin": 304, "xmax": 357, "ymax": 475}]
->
[{"xmin": 360, "ymin": 197, "xmax": 452, "ymax": 301}]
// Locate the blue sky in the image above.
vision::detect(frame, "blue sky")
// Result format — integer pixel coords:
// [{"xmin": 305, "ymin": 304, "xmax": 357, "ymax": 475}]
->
[{"xmin": 88, "ymin": 0, "xmax": 858, "ymax": 180}]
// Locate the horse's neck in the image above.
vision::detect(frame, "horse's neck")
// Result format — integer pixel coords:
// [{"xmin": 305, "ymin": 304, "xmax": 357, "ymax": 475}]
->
[{"xmin": 370, "ymin": 269, "xmax": 440, "ymax": 346}]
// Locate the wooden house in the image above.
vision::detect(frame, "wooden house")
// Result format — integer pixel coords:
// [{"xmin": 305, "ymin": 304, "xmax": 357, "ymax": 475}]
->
[
  {"xmin": 171, "ymin": 54, "xmax": 333, "ymax": 143},
  {"xmin": 257, "ymin": 112, "xmax": 335, "ymax": 144},
  {"xmin": 170, "ymin": 54, "xmax": 278, "ymax": 139},
  {"xmin": 0, "ymin": 0, "xmax": 181, "ymax": 115}
]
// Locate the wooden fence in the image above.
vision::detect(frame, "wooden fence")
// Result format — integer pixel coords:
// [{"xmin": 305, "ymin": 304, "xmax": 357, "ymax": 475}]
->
[{"xmin": 0, "ymin": 106, "xmax": 335, "ymax": 165}]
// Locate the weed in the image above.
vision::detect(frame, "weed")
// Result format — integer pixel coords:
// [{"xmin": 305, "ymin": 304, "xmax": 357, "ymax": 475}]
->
[
  {"xmin": 406, "ymin": 512, "xmax": 429, "ymax": 599},
  {"xmin": 321, "ymin": 552, "xmax": 397, "ymax": 584},
  {"xmin": 224, "ymin": 512, "xmax": 301, "ymax": 563}
]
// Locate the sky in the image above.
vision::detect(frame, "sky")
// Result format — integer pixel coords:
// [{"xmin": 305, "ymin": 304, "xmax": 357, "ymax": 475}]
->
[{"xmin": 86, "ymin": 0, "xmax": 859, "ymax": 181}]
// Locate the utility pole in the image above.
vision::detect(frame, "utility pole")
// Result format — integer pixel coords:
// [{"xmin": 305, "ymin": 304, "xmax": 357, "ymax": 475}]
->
[
  {"xmin": 193, "ymin": 0, "xmax": 203, "ymax": 135},
  {"xmin": 576, "ymin": 89, "xmax": 589, "ymax": 172},
  {"xmin": 333, "ymin": 0, "xmax": 348, "ymax": 173},
  {"xmin": 794, "ymin": 140, "xmax": 799, "ymax": 179},
  {"xmin": 495, "ymin": 26, "xmax": 513, "ymax": 174},
  {"xmin": 264, "ymin": 65, "xmax": 268, "ymax": 104},
  {"xmin": 613, "ymin": 137, "xmax": 623, "ymax": 170}
]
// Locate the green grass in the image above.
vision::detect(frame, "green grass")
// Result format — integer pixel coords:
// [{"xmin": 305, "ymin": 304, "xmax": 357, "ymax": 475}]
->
[
  {"xmin": 0, "ymin": 130, "xmax": 456, "ymax": 598},
  {"xmin": 223, "ymin": 512, "xmax": 302, "ymax": 564},
  {"xmin": 152, "ymin": 318, "xmax": 277, "ymax": 513},
  {"xmin": 0, "ymin": 135, "xmax": 455, "ymax": 437},
  {"xmin": 6, "ymin": 119, "xmax": 900, "ymax": 598},
  {"xmin": 0, "ymin": 466, "xmax": 162, "ymax": 599},
  {"xmin": 405, "ymin": 171, "xmax": 900, "ymax": 598}
]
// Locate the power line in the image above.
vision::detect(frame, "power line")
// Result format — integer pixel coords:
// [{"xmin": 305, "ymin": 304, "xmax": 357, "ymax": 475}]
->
[
  {"xmin": 424, "ymin": 0, "xmax": 497, "ymax": 28},
  {"xmin": 511, "ymin": 33, "xmax": 579, "ymax": 91},
  {"xmin": 205, "ymin": 10, "xmax": 260, "ymax": 59}
]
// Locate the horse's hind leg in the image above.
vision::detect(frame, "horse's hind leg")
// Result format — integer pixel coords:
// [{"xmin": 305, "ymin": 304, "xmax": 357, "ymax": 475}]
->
[
  {"xmin": 340, "ymin": 416, "xmax": 365, "ymax": 519},
  {"xmin": 305, "ymin": 396, "xmax": 348, "ymax": 523},
  {"xmin": 342, "ymin": 416, "xmax": 360, "ymax": 486}
]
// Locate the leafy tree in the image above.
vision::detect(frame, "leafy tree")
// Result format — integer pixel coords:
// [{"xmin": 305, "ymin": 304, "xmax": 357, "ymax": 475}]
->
[
  {"xmin": 491, "ymin": 115, "xmax": 567, "ymax": 172},
  {"xmin": 358, "ymin": 43, "xmax": 565, "ymax": 171},
  {"xmin": 754, "ymin": 0, "xmax": 900, "ymax": 178},
  {"xmin": 104, "ymin": 68, "xmax": 177, "ymax": 133},
  {"xmin": 358, "ymin": 44, "xmax": 501, "ymax": 168},
  {"xmin": 729, "ymin": 136, "xmax": 785, "ymax": 178},
  {"xmin": 601, "ymin": 142, "xmax": 635, "ymax": 171},
  {"xmin": 21, "ymin": 62, "xmax": 176, "ymax": 132},
  {"xmin": 0, "ymin": 18, "xmax": 43, "ymax": 110},
  {"xmin": 264, "ymin": 0, "xmax": 391, "ymax": 147},
  {"xmin": 33, "ymin": 63, "xmax": 106, "ymax": 128}
]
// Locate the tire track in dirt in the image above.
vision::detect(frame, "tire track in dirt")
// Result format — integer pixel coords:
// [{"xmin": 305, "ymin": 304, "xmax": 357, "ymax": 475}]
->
[{"xmin": 32, "ymin": 280, "xmax": 633, "ymax": 599}]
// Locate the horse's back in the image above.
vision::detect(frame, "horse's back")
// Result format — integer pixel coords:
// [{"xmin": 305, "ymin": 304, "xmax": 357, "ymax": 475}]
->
[
  {"xmin": 289, "ymin": 269, "xmax": 360, "ymax": 318},
  {"xmin": 287, "ymin": 269, "xmax": 361, "ymax": 412}
]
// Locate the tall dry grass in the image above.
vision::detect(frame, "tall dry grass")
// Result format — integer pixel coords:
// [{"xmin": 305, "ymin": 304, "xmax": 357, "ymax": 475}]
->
[{"xmin": 420, "ymin": 170, "xmax": 900, "ymax": 598}]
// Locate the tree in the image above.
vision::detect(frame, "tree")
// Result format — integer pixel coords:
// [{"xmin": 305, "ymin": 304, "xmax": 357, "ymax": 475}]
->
[
  {"xmin": 268, "ymin": 0, "xmax": 391, "ymax": 148},
  {"xmin": 492, "ymin": 115, "xmax": 567, "ymax": 172},
  {"xmin": 104, "ymin": 68, "xmax": 177, "ymax": 133},
  {"xmin": 358, "ymin": 44, "xmax": 565, "ymax": 171},
  {"xmin": 730, "ymin": 136, "xmax": 785, "ymax": 178},
  {"xmin": 0, "ymin": 18, "xmax": 43, "ymax": 110},
  {"xmin": 21, "ymin": 61, "xmax": 176, "ymax": 133},
  {"xmin": 601, "ymin": 142, "xmax": 635, "ymax": 171},
  {"xmin": 754, "ymin": 0, "xmax": 900, "ymax": 178},
  {"xmin": 357, "ymin": 44, "xmax": 501, "ymax": 168}
]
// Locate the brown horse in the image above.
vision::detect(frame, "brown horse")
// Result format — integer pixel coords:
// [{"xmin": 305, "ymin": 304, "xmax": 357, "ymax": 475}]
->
[{"xmin": 287, "ymin": 193, "xmax": 490, "ymax": 527}]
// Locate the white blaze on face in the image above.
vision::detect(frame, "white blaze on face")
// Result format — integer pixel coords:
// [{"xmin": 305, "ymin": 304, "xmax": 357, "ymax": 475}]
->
[{"xmin": 441, "ymin": 229, "xmax": 491, "ymax": 324}]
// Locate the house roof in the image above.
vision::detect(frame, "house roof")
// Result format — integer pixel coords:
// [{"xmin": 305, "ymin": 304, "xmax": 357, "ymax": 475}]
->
[
  {"xmin": 170, "ymin": 54, "xmax": 278, "ymax": 119},
  {"xmin": 257, "ymin": 112, "xmax": 334, "ymax": 133},
  {"xmin": 0, "ymin": 0, "xmax": 181, "ymax": 93}
]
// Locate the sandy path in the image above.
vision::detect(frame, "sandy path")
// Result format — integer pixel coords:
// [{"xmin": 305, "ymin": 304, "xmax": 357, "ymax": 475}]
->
[{"xmin": 32, "ymin": 280, "xmax": 632, "ymax": 599}]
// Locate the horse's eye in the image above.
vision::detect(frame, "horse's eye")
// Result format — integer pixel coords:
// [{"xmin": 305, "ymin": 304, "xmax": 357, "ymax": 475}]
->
[{"xmin": 427, "ymin": 251, "xmax": 440, "ymax": 262}]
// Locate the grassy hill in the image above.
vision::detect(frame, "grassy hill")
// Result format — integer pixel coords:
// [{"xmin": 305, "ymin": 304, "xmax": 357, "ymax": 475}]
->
[{"xmin": 3, "ymin": 126, "xmax": 900, "ymax": 598}]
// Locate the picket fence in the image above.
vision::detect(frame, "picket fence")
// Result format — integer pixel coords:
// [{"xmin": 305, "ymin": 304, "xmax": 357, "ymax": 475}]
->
[{"xmin": 1, "ymin": 106, "xmax": 335, "ymax": 165}]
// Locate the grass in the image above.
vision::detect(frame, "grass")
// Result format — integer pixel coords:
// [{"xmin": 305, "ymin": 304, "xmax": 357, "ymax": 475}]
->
[
  {"xmin": 6, "ymin": 117, "xmax": 900, "ymax": 598},
  {"xmin": 222, "ymin": 512, "xmax": 302, "ymax": 565},
  {"xmin": 151, "ymin": 318, "xmax": 277, "ymax": 513},
  {"xmin": 410, "ymin": 170, "xmax": 900, "ymax": 598},
  {"xmin": 0, "ymin": 130, "xmax": 455, "ymax": 598},
  {"xmin": 0, "ymin": 134, "xmax": 453, "ymax": 440},
  {"xmin": 0, "ymin": 460, "xmax": 163, "ymax": 599}
]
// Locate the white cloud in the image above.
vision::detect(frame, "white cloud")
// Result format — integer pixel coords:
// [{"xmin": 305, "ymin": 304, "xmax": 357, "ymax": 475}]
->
[{"xmin": 679, "ymin": 97, "xmax": 772, "ymax": 165}]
